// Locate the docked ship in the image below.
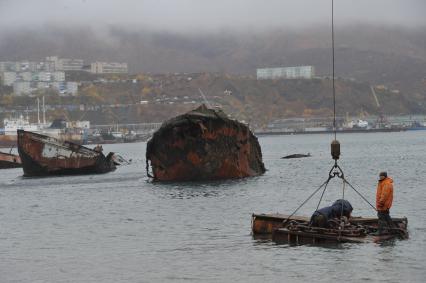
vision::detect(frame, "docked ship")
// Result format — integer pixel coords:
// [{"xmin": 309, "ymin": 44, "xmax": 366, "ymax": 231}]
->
[
  {"xmin": 0, "ymin": 115, "xmax": 88, "ymax": 148},
  {"xmin": 0, "ymin": 115, "xmax": 46, "ymax": 147},
  {"xmin": 407, "ymin": 121, "xmax": 426, "ymax": 131},
  {"xmin": 0, "ymin": 97, "xmax": 88, "ymax": 147}
]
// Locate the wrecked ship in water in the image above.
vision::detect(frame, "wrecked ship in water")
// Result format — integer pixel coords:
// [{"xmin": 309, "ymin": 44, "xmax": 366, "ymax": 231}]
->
[
  {"xmin": 17, "ymin": 130, "xmax": 116, "ymax": 177},
  {"xmin": 0, "ymin": 151, "xmax": 22, "ymax": 169},
  {"xmin": 146, "ymin": 105, "xmax": 265, "ymax": 181}
]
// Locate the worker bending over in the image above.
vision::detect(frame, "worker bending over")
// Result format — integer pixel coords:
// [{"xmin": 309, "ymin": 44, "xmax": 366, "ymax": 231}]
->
[{"xmin": 310, "ymin": 199, "xmax": 353, "ymax": 228}]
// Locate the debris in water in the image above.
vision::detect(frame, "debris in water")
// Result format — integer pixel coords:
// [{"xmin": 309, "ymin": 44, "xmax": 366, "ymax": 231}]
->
[{"xmin": 281, "ymin": 153, "xmax": 311, "ymax": 159}]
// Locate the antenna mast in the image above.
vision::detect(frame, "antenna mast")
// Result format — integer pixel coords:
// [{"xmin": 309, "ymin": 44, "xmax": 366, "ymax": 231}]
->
[
  {"xmin": 42, "ymin": 96, "xmax": 46, "ymax": 125},
  {"xmin": 37, "ymin": 98, "xmax": 40, "ymax": 124},
  {"xmin": 198, "ymin": 88, "xmax": 212, "ymax": 108}
]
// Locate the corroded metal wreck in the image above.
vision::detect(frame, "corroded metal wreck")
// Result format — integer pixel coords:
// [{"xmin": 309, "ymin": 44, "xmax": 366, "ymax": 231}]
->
[
  {"xmin": 0, "ymin": 151, "xmax": 22, "ymax": 169},
  {"xmin": 18, "ymin": 130, "xmax": 116, "ymax": 176},
  {"xmin": 146, "ymin": 105, "xmax": 265, "ymax": 181}
]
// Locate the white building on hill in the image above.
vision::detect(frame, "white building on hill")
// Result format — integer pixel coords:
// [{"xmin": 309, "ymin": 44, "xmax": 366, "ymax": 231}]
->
[
  {"xmin": 257, "ymin": 65, "xmax": 315, "ymax": 80},
  {"xmin": 90, "ymin": 62, "xmax": 128, "ymax": 74}
]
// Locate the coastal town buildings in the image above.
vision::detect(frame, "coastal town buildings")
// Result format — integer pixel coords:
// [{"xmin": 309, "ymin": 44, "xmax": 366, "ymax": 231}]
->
[{"xmin": 0, "ymin": 56, "xmax": 128, "ymax": 96}]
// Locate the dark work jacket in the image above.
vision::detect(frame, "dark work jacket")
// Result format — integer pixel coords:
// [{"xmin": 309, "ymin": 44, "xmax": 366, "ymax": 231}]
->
[{"xmin": 310, "ymin": 199, "xmax": 353, "ymax": 226}]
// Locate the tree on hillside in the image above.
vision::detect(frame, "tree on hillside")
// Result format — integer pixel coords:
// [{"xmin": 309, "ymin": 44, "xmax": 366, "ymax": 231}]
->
[
  {"xmin": 79, "ymin": 85, "xmax": 105, "ymax": 105},
  {"xmin": 0, "ymin": 94, "xmax": 13, "ymax": 107}
]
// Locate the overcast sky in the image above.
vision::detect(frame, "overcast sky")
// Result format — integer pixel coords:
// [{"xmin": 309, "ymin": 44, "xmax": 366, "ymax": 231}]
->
[{"xmin": 0, "ymin": 0, "xmax": 425, "ymax": 32}]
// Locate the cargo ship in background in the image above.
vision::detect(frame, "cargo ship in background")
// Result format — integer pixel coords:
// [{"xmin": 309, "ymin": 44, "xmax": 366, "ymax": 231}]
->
[
  {"xmin": 0, "ymin": 96, "xmax": 89, "ymax": 148},
  {"xmin": 407, "ymin": 120, "xmax": 426, "ymax": 131},
  {"xmin": 0, "ymin": 114, "xmax": 89, "ymax": 148},
  {"xmin": 256, "ymin": 115, "xmax": 426, "ymax": 136}
]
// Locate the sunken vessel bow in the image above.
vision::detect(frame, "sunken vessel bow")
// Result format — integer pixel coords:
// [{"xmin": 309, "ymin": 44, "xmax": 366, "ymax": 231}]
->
[
  {"xmin": 146, "ymin": 105, "xmax": 265, "ymax": 181},
  {"xmin": 0, "ymin": 151, "xmax": 22, "ymax": 169},
  {"xmin": 17, "ymin": 130, "xmax": 116, "ymax": 176}
]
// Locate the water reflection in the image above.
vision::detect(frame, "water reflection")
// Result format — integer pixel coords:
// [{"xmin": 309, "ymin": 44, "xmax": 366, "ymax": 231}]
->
[
  {"xmin": 148, "ymin": 177, "xmax": 258, "ymax": 199},
  {"xmin": 377, "ymin": 239, "xmax": 397, "ymax": 248}
]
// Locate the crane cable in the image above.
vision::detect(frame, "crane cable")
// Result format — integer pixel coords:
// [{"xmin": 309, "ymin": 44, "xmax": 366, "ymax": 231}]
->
[
  {"xmin": 283, "ymin": 0, "xmax": 377, "ymax": 227},
  {"xmin": 329, "ymin": 0, "xmax": 376, "ymax": 213},
  {"xmin": 332, "ymin": 0, "xmax": 337, "ymax": 141}
]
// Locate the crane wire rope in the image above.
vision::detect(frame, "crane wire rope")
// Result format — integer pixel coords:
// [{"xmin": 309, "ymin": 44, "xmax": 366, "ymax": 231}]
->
[
  {"xmin": 329, "ymin": 0, "xmax": 376, "ymax": 214},
  {"xmin": 283, "ymin": 0, "xmax": 377, "ymax": 227},
  {"xmin": 332, "ymin": 0, "xmax": 337, "ymax": 140}
]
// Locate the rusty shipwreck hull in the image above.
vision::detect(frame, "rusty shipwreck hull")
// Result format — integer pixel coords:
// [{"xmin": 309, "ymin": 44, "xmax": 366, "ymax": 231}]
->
[
  {"xmin": 252, "ymin": 213, "xmax": 408, "ymax": 244},
  {"xmin": 17, "ymin": 130, "xmax": 116, "ymax": 177},
  {"xmin": 271, "ymin": 227, "xmax": 402, "ymax": 244},
  {"xmin": 0, "ymin": 151, "xmax": 22, "ymax": 169},
  {"xmin": 146, "ymin": 105, "xmax": 266, "ymax": 181}
]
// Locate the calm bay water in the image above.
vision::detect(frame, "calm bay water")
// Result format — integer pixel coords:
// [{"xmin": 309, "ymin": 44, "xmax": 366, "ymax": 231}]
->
[{"xmin": 1, "ymin": 131, "xmax": 426, "ymax": 282}]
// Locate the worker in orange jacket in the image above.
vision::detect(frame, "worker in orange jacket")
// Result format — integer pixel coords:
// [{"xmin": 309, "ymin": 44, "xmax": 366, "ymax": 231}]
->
[{"xmin": 376, "ymin": 171, "xmax": 394, "ymax": 234}]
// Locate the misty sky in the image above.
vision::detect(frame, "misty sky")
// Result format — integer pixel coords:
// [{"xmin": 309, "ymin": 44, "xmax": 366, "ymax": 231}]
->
[{"xmin": 0, "ymin": 0, "xmax": 425, "ymax": 32}]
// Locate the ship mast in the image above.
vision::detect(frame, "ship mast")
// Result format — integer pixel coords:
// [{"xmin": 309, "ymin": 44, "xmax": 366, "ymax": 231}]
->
[
  {"xmin": 42, "ymin": 96, "xmax": 46, "ymax": 125},
  {"xmin": 37, "ymin": 98, "xmax": 41, "ymax": 124}
]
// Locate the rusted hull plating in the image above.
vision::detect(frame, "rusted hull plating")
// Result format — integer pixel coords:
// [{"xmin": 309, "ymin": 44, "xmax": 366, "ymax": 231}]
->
[
  {"xmin": 17, "ymin": 130, "xmax": 116, "ymax": 176},
  {"xmin": 252, "ymin": 213, "xmax": 408, "ymax": 244},
  {"xmin": 0, "ymin": 151, "xmax": 22, "ymax": 169},
  {"xmin": 146, "ymin": 105, "xmax": 265, "ymax": 181},
  {"xmin": 271, "ymin": 228, "xmax": 398, "ymax": 244}
]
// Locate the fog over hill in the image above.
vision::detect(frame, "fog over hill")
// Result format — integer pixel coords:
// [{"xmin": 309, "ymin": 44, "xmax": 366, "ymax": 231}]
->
[
  {"xmin": 1, "ymin": 0, "xmax": 425, "ymax": 84},
  {"xmin": 1, "ymin": 0, "xmax": 425, "ymax": 30},
  {"xmin": 1, "ymin": 25, "xmax": 425, "ymax": 79}
]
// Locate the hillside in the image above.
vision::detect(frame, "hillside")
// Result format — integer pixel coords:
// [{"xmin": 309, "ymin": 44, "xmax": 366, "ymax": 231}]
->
[
  {"xmin": 1, "ymin": 73, "xmax": 421, "ymax": 128},
  {"xmin": 1, "ymin": 25, "xmax": 425, "ymax": 124}
]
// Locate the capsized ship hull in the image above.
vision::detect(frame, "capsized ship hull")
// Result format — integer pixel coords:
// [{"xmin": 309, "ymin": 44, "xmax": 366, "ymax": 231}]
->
[
  {"xmin": 17, "ymin": 130, "xmax": 116, "ymax": 177},
  {"xmin": 146, "ymin": 105, "xmax": 266, "ymax": 181}
]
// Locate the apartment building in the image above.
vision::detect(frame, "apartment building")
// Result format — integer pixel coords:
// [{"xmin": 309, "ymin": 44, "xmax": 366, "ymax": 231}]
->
[
  {"xmin": 90, "ymin": 62, "xmax": 128, "ymax": 74},
  {"xmin": 257, "ymin": 66, "xmax": 315, "ymax": 80}
]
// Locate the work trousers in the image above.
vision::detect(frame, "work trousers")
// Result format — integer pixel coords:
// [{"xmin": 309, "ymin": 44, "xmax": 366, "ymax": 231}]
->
[
  {"xmin": 377, "ymin": 210, "xmax": 393, "ymax": 234},
  {"xmin": 310, "ymin": 213, "xmax": 327, "ymax": 228}
]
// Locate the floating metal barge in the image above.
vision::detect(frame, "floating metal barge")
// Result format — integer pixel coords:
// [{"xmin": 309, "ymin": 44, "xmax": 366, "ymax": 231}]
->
[
  {"xmin": 0, "ymin": 151, "xmax": 22, "ymax": 169},
  {"xmin": 17, "ymin": 130, "xmax": 116, "ymax": 177},
  {"xmin": 146, "ymin": 105, "xmax": 265, "ymax": 181},
  {"xmin": 252, "ymin": 213, "xmax": 408, "ymax": 244}
]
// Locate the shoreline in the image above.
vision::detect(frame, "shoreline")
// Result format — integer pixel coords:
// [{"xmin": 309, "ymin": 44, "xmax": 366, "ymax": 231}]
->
[{"xmin": 254, "ymin": 128, "xmax": 407, "ymax": 136}]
